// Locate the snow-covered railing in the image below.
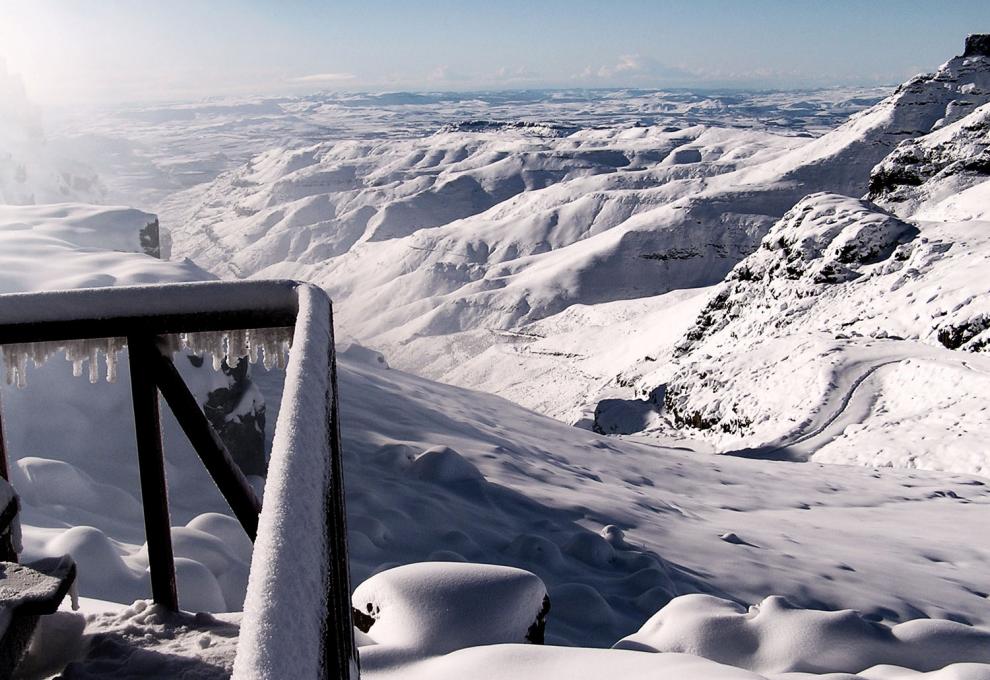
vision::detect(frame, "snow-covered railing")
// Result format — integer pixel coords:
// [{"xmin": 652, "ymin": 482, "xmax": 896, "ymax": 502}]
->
[{"xmin": 0, "ymin": 280, "xmax": 358, "ymax": 680}]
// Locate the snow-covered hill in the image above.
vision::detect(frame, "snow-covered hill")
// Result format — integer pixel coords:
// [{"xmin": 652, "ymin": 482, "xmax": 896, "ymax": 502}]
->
[
  {"xmin": 635, "ymin": 192, "xmax": 990, "ymax": 472},
  {"xmin": 162, "ymin": 46, "xmax": 990, "ymax": 435},
  {"xmin": 6, "ymin": 203, "xmax": 990, "ymax": 663}
]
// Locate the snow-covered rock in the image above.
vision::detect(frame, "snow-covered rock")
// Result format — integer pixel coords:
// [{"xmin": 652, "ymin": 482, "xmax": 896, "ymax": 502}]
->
[
  {"xmin": 352, "ymin": 562, "xmax": 548, "ymax": 654},
  {"xmin": 870, "ymin": 102, "xmax": 990, "ymax": 216}
]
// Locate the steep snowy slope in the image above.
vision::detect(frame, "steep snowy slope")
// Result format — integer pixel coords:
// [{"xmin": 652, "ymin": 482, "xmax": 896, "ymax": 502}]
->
[
  {"xmin": 634, "ymin": 192, "xmax": 990, "ymax": 473},
  {"xmin": 870, "ymin": 101, "xmax": 990, "ymax": 218},
  {"xmin": 329, "ymin": 353, "xmax": 990, "ymax": 648},
  {"xmin": 166, "ymin": 44, "xmax": 990, "ymax": 422}
]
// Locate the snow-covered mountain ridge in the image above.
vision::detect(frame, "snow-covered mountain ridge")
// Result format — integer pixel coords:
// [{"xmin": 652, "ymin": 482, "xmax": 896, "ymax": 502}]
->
[{"xmin": 163, "ymin": 44, "xmax": 990, "ymax": 461}]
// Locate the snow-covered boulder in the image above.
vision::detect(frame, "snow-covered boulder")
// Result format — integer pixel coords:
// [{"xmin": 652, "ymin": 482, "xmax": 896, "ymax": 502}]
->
[
  {"xmin": 351, "ymin": 562, "xmax": 549, "ymax": 654},
  {"xmin": 675, "ymin": 193, "xmax": 917, "ymax": 358}
]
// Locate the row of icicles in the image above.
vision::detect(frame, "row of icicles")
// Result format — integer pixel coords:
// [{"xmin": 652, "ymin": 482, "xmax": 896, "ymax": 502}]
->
[{"xmin": 1, "ymin": 327, "xmax": 294, "ymax": 388}]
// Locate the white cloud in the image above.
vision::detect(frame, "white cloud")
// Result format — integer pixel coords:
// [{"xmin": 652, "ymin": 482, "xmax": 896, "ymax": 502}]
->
[
  {"xmin": 574, "ymin": 54, "xmax": 698, "ymax": 84},
  {"xmin": 427, "ymin": 65, "xmax": 470, "ymax": 83},
  {"xmin": 288, "ymin": 72, "xmax": 357, "ymax": 84},
  {"xmin": 491, "ymin": 65, "xmax": 540, "ymax": 84}
]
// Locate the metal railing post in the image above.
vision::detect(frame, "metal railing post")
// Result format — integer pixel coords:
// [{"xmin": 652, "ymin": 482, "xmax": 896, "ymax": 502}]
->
[
  {"xmin": 0, "ymin": 389, "xmax": 19, "ymax": 562},
  {"xmin": 127, "ymin": 335, "xmax": 178, "ymax": 611}
]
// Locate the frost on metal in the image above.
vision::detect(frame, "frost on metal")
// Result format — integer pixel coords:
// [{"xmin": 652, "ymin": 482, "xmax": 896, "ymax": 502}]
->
[{"xmin": 2, "ymin": 327, "xmax": 292, "ymax": 388}]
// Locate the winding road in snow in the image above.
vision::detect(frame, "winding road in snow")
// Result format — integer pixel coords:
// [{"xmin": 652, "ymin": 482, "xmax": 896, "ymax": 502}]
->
[{"xmin": 724, "ymin": 342, "xmax": 979, "ymax": 463}]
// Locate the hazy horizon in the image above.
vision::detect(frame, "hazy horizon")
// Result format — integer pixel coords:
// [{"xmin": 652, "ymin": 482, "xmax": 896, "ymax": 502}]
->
[{"xmin": 2, "ymin": 0, "xmax": 989, "ymax": 107}]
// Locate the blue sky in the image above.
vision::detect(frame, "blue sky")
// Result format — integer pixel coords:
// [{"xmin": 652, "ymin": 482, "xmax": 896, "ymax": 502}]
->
[{"xmin": 1, "ymin": 0, "xmax": 989, "ymax": 104}]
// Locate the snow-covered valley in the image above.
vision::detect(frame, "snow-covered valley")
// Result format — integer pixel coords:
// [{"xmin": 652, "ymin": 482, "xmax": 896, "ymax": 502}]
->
[{"xmin": 2, "ymin": 31, "xmax": 990, "ymax": 680}]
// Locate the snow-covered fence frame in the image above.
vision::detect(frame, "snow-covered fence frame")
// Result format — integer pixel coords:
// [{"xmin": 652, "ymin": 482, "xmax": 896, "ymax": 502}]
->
[{"xmin": 0, "ymin": 280, "xmax": 358, "ymax": 680}]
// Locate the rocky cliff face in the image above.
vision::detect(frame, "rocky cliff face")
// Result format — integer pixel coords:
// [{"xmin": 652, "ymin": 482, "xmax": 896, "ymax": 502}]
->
[
  {"xmin": 964, "ymin": 33, "xmax": 990, "ymax": 58},
  {"xmin": 869, "ymin": 102, "xmax": 990, "ymax": 214},
  {"xmin": 187, "ymin": 355, "xmax": 268, "ymax": 477}
]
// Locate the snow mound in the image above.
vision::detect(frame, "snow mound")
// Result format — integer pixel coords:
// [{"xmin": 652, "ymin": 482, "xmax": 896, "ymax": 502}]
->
[
  {"xmin": 615, "ymin": 594, "xmax": 990, "ymax": 675},
  {"xmin": 352, "ymin": 562, "xmax": 548, "ymax": 655},
  {"xmin": 340, "ymin": 342, "xmax": 390, "ymax": 369}
]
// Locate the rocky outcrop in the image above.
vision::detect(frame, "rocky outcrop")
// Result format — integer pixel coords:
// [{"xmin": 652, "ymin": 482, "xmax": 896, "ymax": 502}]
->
[
  {"xmin": 869, "ymin": 102, "xmax": 990, "ymax": 211},
  {"xmin": 674, "ymin": 193, "xmax": 918, "ymax": 357},
  {"xmin": 187, "ymin": 355, "xmax": 268, "ymax": 477},
  {"xmin": 964, "ymin": 34, "xmax": 990, "ymax": 58}
]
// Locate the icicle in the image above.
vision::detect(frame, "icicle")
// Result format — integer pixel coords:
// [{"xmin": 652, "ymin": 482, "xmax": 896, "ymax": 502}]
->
[
  {"xmin": 105, "ymin": 338, "xmax": 122, "ymax": 384},
  {"xmin": 0, "ymin": 326, "xmax": 292, "ymax": 388},
  {"xmin": 88, "ymin": 344, "xmax": 100, "ymax": 384},
  {"xmin": 177, "ymin": 326, "xmax": 292, "ymax": 374}
]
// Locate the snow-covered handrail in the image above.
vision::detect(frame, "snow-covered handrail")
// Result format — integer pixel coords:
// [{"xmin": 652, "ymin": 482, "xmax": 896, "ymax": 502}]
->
[
  {"xmin": 233, "ymin": 283, "xmax": 358, "ymax": 680},
  {"xmin": 0, "ymin": 280, "xmax": 358, "ymax": 679},
  {"xmin": 0, "ymin": 279, "xmax": 301, "ymax": 344}
]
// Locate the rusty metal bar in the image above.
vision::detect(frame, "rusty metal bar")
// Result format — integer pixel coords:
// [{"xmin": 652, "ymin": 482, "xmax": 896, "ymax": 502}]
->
[
  {"xmin": 0, "ymin": 281, "xmax": 300, "ymax": 346},
  {"xmin": 0, "ymin": 387, "xmax": 18, "ymax": 562},
  {"xmin": 323, "ymin": 300, "xmax": 358, "ymax": 679},
  {"xmin": 152, "ymin": 344, "xmax": 262, "ymax": 541},
  {"xmin": 127, "ymin": 334, "xmax": 178, "ymax": 611}
]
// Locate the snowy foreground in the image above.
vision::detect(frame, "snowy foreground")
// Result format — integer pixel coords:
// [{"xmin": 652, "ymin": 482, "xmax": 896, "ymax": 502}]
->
[{"xmin": 2, "ymin": 41, "xmax": 990, "ymax": 679}]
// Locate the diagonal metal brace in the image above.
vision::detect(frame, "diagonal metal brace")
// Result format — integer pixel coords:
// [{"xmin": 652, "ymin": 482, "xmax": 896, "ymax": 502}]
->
[{"xmin": 151, "ymin": 341, "xmax": 262, "ymax": 542}]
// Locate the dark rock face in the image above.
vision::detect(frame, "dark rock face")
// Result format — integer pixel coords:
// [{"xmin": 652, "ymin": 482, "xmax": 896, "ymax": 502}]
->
[
  {"xmin": 964, "ymin": 34, "xmax": 990, "ymax": 58},
  {"xmin": 525, "ymin": 595, "xmax": 551, "ymax": 645},
  {"xmin": 869, "ymin": 104, "xmax": 990, "ymax": 207},
  {"xmin": 139, "ymin": 218, "xmax": 162, "ymax": 258},
  {"xmin": 351, "ymin": 604, "xmax": 378, "ymax": 634},
  {"xmin": 937, "ymin": 315, "xmax": 990, "ymax": 352},
  {"xmin": 188, "ymin": 355, "xmax": 268, "ymax": 476}
]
